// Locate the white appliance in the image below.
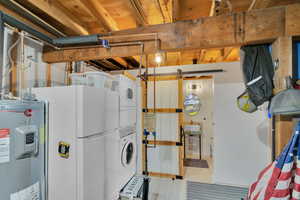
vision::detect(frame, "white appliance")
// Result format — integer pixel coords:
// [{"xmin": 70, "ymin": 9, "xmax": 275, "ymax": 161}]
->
[
  {"xmin": 33, "ymin": 86, "xmax": 106, "ymax": 200},
  {"xmin": 114, "ymin": 75, "xmax": 137, "ymax": 128},
  {"xmin": 105, "ymin": 127, "xmax": 137, "ymax": 200},
  {"xmin": 105, "ymin": 88, "xmax": 119, "ymax": 132}
]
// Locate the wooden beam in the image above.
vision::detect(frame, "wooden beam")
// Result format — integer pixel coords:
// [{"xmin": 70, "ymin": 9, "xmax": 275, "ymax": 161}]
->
[
  {"xmin": 183, "ymin": 75, "xmax": 213, "ymax": 80},
  {"xmin": 148, "ymin": 172, "xmax": 177, "ymax": 179},
  {"xmin": 154, "ymin": 0, "xmax": 172, "ymax": 23},
  {"xmin": 172, "ymin": 0, "xmax": 180, "ymax": 22},
  {"xmin": 20, "ymin": 0, "xmax": 89, "ymax": 35},
  {"xmin": 250, "ymin": 0, "xmax": 272, "ymax": 10},
  {"xmin": 43, "ymin": 4, "xmax": 300, "ymax": 63},
  {"xmin": 178, "ymin": 77, "xmax": 184, "ymax": 177},
  {"xmin": 248, "ymin": 0, "xmax": 258, "ymax": 11},
  {"xmin": 148, "ymin": 75, "xmax": 179, "ymax": 81},
  {"xmin": 79, "ymin": 0, "xmax": 119, "ymax": 31},
  {"xmin": 275, "ymin": 116, "xmax": 294, "ymax": 157},
  {"xmin": 146, "ymin": 140, "xmax": 179, "ymax": 146},
  {"xmin": 127, "ymin": 0, "xmax": 148, "ymax": 26},
  {"xmin": 272, "ymin": 36, "xmax": 293, "ymax": 92},
  {"xmin": 286, "ymin": 4, "xmax": 300, "ymax": 36},
  {"xmin": 272, "ymin": 36, "xmax": 294, "ymax": 157}
]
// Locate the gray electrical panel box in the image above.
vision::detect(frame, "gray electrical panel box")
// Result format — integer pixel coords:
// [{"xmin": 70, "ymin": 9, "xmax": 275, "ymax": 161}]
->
[{"xmin": 15, "ymin": 125, "xmax": 39, "ymax": 159}]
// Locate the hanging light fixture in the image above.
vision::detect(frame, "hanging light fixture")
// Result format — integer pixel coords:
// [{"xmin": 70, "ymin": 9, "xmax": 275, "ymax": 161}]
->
[{"xmin": 155, "ymin": 52, "xmax": 162, "ymax": 64}]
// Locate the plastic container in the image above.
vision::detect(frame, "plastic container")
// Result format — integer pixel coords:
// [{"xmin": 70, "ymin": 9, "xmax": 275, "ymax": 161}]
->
[
  {"xmin": 69, "ymin": 73, "xmax": 87, "ymax": 86},
  {"xmin": 85, "ymin": 72, "xmax": 114, "ymax": 89}
]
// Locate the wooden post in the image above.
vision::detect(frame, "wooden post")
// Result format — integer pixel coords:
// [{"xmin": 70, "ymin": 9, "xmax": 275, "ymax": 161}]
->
[
  {"xmin": 46, "ymin": 63, "xmax": 52, "ymax": 87},
  {"xmin": 178, "ymin": 77, "xmax": 184, "ymax": 177},
  {"xmin": 272, "ymin": 37, "xmax": 293, "ymax": 93},
  {"xmin": 272, "ymin": 36, "xmax": 294, "ymax": 157}
]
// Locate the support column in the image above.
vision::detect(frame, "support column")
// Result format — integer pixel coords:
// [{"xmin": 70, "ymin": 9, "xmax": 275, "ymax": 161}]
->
[{"xmin": 272, "ymin": 36, "xmax": 294, "ymax": 157}]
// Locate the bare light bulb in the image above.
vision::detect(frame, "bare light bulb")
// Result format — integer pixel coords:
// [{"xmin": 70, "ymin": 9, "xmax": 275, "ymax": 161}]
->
[{"xmin": 155, "ymin": 53, "xmax": 162, "ymax": 64}]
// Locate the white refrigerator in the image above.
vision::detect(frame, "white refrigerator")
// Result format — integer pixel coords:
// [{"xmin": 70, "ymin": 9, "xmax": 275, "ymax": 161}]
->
[{"xmin": 33, "ymin": 86, "xmax": 106, "ymax": 200}]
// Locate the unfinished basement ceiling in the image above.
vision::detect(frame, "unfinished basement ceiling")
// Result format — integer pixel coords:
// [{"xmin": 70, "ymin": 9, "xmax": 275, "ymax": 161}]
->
[{"xmin": 7, "ymin": 0, "xmax": 300, "ymax": 70}]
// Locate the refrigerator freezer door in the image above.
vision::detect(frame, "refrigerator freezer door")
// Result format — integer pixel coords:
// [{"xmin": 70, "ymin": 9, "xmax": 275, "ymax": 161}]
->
[
  {"xmin": 34, "ymin": 86, "xmax": 106, "ymax": 138},
  {"xmin": 77, "ymin": 135, "xmax": 105, "ymax": 200}
]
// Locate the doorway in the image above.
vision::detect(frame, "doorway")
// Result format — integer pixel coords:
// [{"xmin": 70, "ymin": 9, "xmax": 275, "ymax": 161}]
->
[{"xmin": 183, "ymin": 76, "xmax": 214, "ymax": 183}]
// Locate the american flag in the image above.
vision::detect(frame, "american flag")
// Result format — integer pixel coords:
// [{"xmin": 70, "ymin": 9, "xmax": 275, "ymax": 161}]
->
[{"xmin": 248, "ymin": 122, "xmax": 300, "ymax": 200}]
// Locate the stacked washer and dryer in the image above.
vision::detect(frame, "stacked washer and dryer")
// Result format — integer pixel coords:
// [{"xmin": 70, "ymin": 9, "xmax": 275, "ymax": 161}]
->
[{"xmin": 105, "ymin": 74, "xmax": 138, "ymax": 200}]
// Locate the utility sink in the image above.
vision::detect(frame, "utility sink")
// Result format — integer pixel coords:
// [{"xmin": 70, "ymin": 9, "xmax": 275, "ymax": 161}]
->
[{"xmin": 184, "ymin": 124, "xmax": 202, "ymax": 135}]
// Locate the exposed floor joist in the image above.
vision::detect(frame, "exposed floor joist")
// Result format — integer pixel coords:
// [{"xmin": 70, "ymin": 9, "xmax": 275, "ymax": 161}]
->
[
  {"xmin": 6, "ymin": 0, "xmax": 142, "ymax": 70},
  {"xmin": 16, "ymin": 0, "xmax": 89, "ymax": 35},
  {"xmin": 127, "ymin": 0, "xmax": 148, "ymax": 26},
  {"xmin": 79, "ymin": 0, "xmax": 119, "ymax": 31}
]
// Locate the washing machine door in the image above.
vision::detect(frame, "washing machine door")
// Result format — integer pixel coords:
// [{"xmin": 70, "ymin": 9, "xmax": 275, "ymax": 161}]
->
[{"xmin": 121, "ymin": 140, "xmax": 134, "ymax": 168}]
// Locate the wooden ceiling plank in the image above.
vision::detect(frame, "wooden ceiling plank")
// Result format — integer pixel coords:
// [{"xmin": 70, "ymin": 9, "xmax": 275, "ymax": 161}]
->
[
  {"xmin": 250, "ymin": 0, "xmax": 272, "ymax": 10},
  {"xmin": 226, "ymin": 0, "xmax": 233, "ymax": 12},
  {"xmin": 20, "ymin": 0, "xmax": 89, "ymax": 35},
  {"xmin": 248, "ymin": 0, "xmax": 258, "ymax": 11},
  {"xmin": 79, "ymin": 0, "xmax": 119, "ymax": 31},
  {"xmin": 79, "ymin": 0, "xmax": 143, "ymax": 69},
  {"xmin": 43, "ymin": 4, "xmax": 300, "ymax": 63}
]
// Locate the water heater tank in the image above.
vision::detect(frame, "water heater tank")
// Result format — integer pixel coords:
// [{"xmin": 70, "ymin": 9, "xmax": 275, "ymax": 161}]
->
[{"xmin": 0, "ymin": 100, "xmax": 46, "ymax": 200}]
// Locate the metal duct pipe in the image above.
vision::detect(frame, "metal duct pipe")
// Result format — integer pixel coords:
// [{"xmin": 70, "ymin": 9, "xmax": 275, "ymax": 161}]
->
[
  {"xmin": 52, "ymin": 34, "xmax": 102, "ymax": 47},
  {"xmin": 0, "ymin": 1, "xmax": 106, "ymax": 47},
  {"xmin": 2, "ymin": 13, "xmax": 53, "ymax": 44},
  {"xmin": 0, "ymin": 0, "xmax": 65, "ymax": 37},
  {"xmin": 0, "ymin": 12, "xmax": 107, "ymax": 47}
]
